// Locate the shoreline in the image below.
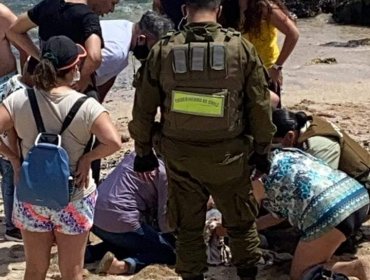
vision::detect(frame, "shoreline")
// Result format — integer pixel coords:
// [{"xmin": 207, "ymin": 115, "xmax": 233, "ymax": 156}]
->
[{"xmin": 1, "ymin": 14, "xmax": 370, "ymax": 280}]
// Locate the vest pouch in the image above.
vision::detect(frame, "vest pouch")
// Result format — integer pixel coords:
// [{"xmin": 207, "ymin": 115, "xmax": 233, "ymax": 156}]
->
[
  {"xmin": 163, "ymin": 87, "xmax": 243, "ymax": 142},
  {"xmin": 208, "ymin": 42, "xmax": 227, "ymax": 80},
  {"xmin": 172, "ymin": 45, "xmax": 190, "ymax": 81},
  {"xmin": 339, "ymin": 131, "xmax": 370, "ymax": 183}
]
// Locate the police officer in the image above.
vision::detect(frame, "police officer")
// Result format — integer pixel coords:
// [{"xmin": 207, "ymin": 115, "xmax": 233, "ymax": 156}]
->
[{"xmin": 129, "ymin": 0, "xmax": 276, "ymax": 279}]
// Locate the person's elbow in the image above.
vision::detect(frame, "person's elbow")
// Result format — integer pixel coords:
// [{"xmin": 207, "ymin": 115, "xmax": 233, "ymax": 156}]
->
[
  {"xmin": 287, "ymin": 25, "xmax": 300, "ymax": 45},
  {"xmin": 88, "ymin": 50, "xmax": 102, "ymax": 69},
  {"xmin": 5, "ymin": 25, "xmax": 17, "ymax": 43},
  {"xmin": 107, "ymin": 134, "xmax": 122, "ymax": 154}
]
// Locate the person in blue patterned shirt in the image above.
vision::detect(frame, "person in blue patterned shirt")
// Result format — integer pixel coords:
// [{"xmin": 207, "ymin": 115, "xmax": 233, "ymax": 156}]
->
[{"xmin": 252, "ymin": 148, "xmax": 370, "ymax": 280}]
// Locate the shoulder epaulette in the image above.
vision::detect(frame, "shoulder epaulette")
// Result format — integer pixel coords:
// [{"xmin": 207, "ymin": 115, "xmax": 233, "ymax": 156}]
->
[
  {"xmin": 222, "ymin": 27, "xmax": 241, "ymax": 42},
  {"xmin": 162, "ymin": 30, "xmax": 182, "ymax": 45}
]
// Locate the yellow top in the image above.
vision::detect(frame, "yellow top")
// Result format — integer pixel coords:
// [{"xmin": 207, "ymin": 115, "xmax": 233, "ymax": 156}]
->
[{"xmin": 243, "ymin": 21, "xmax": 280, "ymax": 69}]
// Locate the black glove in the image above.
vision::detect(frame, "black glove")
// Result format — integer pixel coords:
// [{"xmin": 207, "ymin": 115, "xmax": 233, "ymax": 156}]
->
[
  {"xmin": 248, "ymin": 152, "xmax": 271, "ymax": 175},
  {"xmin": 134, "ymin": 151, "xmax": 159, "ymax": 172}
]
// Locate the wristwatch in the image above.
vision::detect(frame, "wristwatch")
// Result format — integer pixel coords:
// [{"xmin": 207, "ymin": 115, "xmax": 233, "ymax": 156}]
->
[{"xmin": 272, "ymin": 64, "xmax": 283, "ymax": 71}]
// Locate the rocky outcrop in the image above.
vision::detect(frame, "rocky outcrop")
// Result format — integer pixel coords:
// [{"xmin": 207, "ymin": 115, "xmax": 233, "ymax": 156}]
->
[
  {"xmin": 332, "ymin": 0, "xmax": 370, "ymax": 26},
  {"xmin": 283, "ymin": 0, "xmax": 370, "ymax": 26},
  {"xmin": 283, "ymin": 0, "xmax": 337, "ymax": 18}
]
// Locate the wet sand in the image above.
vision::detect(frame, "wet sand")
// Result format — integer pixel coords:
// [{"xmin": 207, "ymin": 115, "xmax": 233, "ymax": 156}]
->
[{"xmin": 1, "ymin": 14, "xmax": 370, "ymax": 279}]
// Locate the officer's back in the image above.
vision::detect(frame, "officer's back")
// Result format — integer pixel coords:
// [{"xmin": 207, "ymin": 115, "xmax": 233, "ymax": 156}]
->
[{"xmin": 129, "ymin": 1, "xmax": 275, "ymax": 279}]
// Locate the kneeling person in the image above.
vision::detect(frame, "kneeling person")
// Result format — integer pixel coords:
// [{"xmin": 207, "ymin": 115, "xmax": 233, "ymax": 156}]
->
[
  {"xmin": 253, "ymin": 148, "xmax": 370, "ymax": 280},
  {"xmin": 87, "ymin": 152, "xmax": 176, "ymax": 275}
]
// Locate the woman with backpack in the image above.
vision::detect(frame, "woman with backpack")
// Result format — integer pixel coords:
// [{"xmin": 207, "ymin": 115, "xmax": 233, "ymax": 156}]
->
[
  {"xmin": 0, "ymin": 35, "xmax": 121, "ymax": 280},
  {"xmin": 252, "ymin": 148, "xmax": 370, "ymax": 280}
]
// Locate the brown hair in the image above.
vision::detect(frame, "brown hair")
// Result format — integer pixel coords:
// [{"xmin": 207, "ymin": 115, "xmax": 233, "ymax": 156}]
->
[
  {"xmin": 220, "ymin": 0, "xmax": 291, "ymax": 35},
  {"xmin": 243, "ymin": 0, "xmax": 292, "ymax": 35},
  {"xmin": 32, "ymin": 59, "xmax": 71, "ymax": 91}
]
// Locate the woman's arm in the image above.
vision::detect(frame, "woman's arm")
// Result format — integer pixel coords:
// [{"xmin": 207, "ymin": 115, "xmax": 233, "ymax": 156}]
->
[
  {"xmin": 252, "ymin": 178, "xmax": 286, "ymax": 231},
  {"xmin": 257, "ymin": 213, "xmax": 285, "ymax": 231},
  {"xmin": 0, "ymin": 106, "xmax": 20, "ymax": 182},
  {"xmin": 4, "ymin": 128, "xmax": 21, "ymax": 184},
  {"xmin": 153, "ymin": 0, "xmax": 163, "ymax": 13},
  {"xmin": 6, "ymin": 13, "xmax": 39, "ymax": 59},
  {"xmin": 75, "ymin": 112, "xmax": 121, "ymax": 188},
  {"xmin": 266, "ymin": 5, "xmax": 299, "ymax": 86},
  {"xmin": 74, "ymin": 34, "xmax": 102, "ymax": 92},
  {"xmin": 269, "ymin": 5, "xmax": 299, "ymax": 66}
]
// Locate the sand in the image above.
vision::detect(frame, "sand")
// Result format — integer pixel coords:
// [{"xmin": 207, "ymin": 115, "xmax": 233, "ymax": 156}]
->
[{"xmin": 1, "ymin": 14, "xmax": 370, "ymax": 280}]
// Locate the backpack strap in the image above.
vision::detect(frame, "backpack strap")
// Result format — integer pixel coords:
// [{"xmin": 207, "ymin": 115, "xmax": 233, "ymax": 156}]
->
[
  {"xmin": 27, "ymin": 88, "xmax": 46, "ymax": 133},
  {"xmin": 60, "ymin": 96, "xmax": 89, "ymax": 134},
  {"xmin": 83, "ymin": 135, "xmax": 95, "ymax": 154}
]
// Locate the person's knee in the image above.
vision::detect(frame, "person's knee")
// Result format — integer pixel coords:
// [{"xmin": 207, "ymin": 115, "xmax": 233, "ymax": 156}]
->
[{"xmin": 270, "ymin": 90, "xmax": 280, "ymax": 108}]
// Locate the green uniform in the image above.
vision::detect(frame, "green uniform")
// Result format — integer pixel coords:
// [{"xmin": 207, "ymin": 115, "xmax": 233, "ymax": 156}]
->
[{"xmin": 129, "ymin": 22, "xmax": 276, "ymax": 278}]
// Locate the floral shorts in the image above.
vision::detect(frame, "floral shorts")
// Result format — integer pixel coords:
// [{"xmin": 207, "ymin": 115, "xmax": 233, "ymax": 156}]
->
[{"xmin": 13, "ymin": 191, "xmax": 97, "ymax": 235}]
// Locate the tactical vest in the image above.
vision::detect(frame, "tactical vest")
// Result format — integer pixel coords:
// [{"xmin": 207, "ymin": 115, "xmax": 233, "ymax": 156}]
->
[
  {"xmin": 159, "ymin": 27, "xmax": 246, "ymax": 142},
  {"xmin": 298, "ymin": 116, "xmax": 370, "ymax": 185}
]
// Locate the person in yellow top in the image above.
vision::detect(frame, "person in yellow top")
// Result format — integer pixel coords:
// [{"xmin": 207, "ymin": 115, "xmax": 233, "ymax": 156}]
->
[{"xmin": 221, "ymin": 0, "xmax": 299, "ymax": 105}]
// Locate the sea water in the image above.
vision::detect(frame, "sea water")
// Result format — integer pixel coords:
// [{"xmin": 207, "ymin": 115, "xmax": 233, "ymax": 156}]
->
[
  {"xmin": 2, "ymin": 0, "xmax": 152, "ymax": 22},
  {"xmin": 3, "ymin": 0, "xmax": 370, "ymax": 94}
]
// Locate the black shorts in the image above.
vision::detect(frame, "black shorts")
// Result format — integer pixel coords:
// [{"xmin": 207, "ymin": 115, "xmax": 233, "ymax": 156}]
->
[{"xmin": 335, "ymin": 204, "xmax": 369, "ymax": 237}]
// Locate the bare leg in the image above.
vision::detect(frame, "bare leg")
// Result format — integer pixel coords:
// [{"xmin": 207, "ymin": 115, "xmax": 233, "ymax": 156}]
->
[
  {"xmin": 55, "ymin": 230, "xmax": 89, "ymax": 280},
  {"xmin": 269, "ymin": 90, "xmax": 280, "ymax": 109},
  {"xmin": 21, "ymin": 229, "xmax": 54, "ymax": 280},
  {"xmin": 290, "ymin": 228, "xmax": 346, "ymax": 280}
]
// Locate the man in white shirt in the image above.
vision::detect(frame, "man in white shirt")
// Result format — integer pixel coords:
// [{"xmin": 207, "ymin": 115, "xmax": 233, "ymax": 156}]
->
[{"xmin": 95, "ymin": 11, "xmax": 174, "ymax": 102}]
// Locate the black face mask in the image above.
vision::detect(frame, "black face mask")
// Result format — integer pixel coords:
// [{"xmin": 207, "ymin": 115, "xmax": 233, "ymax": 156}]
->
[{"xmin": 133, "ymin": 44, "xmax": 150, "ymax": 61}]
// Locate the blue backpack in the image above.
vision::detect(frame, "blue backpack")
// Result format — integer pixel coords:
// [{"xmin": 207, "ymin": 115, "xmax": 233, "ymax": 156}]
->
[{"xmin": 17, "ymin": 89, "xmax": 89, "ymax": 210}]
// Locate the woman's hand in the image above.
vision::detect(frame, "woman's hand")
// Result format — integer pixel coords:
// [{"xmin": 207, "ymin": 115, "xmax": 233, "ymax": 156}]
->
[
  {"xmin": 268, "ymin": 67, "xmax": 283, "ymax": 90},
  {"xmin": 75, "ymin": 154, "xmax": 92, "ymax": 189}
]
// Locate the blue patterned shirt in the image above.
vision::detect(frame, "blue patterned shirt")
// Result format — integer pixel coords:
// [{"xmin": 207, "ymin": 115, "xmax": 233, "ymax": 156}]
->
[{"xmin": 263, "ymin": 148, "xmax": 369, "ymax": 241}]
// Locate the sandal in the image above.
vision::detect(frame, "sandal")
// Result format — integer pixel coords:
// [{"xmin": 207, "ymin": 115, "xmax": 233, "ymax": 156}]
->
[{"xmin": 95, "ymin": 251, "xmax": 115, "ymax": 274}]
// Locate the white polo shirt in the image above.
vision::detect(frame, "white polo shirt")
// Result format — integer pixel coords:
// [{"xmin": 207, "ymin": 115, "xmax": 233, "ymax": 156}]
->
[{"xmin": 96, "ymin": 20, "xmax": 134, "ymax": 86}]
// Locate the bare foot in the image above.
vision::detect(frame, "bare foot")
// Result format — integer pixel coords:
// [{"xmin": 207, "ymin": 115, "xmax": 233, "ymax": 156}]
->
[{"xmin": 107, "ymin": 258, "xmax": 129, "ymax": 275}]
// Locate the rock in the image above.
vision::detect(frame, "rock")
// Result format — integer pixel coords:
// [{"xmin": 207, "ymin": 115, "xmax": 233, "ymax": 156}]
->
[
  {"xmin": 283, "ymin": 0, "xmax": 337, "ymax": 18},
  {"xmin": 322, "ymin": 38, "xmax": 370, "ymax": 47},
  {"xmin": 310, "ymin": 57, "xmax": 338, "ymax": 64},
  {"xmin": 333, "ymin": 0, "xmax": 370, "ymax": 26},
  {"xmin": 8, "ymin": 245, "xmax": 24, "ymax": 259}
]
